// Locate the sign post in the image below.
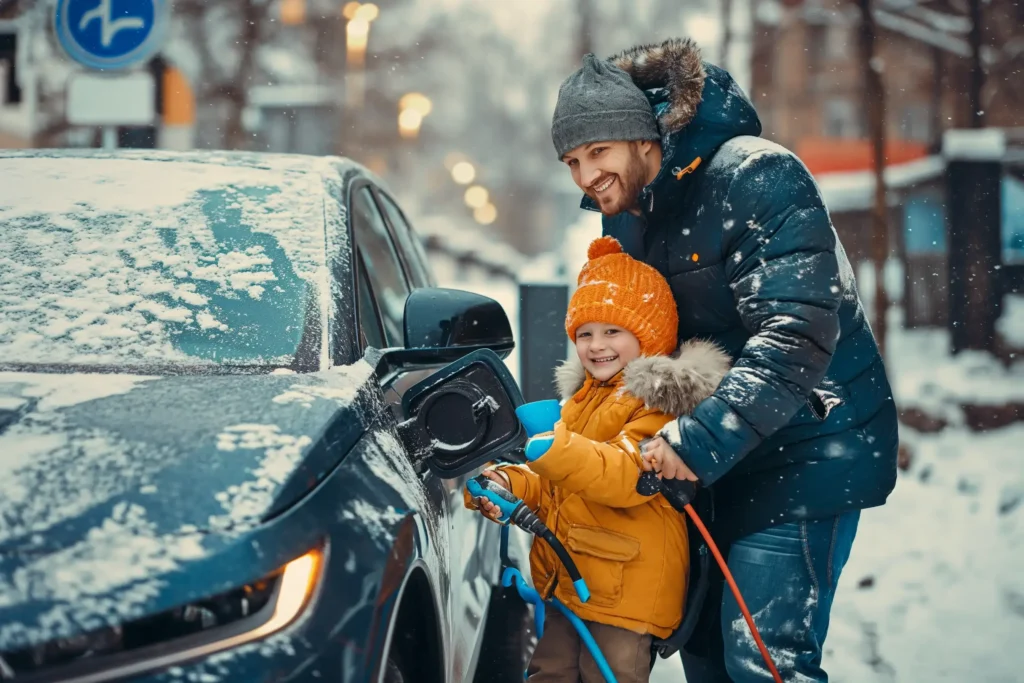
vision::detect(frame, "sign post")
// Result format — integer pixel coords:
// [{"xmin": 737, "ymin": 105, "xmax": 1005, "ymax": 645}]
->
[
  {"xmin": 54, "ymin": 0, "xmax": 169, "ymax": 148},
  {"xmin": 944, "ymin": 129, "xmax": 1006, "ymax": 354}
]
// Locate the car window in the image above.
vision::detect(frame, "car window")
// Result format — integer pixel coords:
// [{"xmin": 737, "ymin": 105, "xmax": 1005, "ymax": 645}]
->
[
  {"xmin": 356, "ymin": 249, "xmax": 387, "ymax": 351},
  {"xmin": 351, "ymin": 186, "xmax": 410, "ymax": 347},
  {"xmin": 378, "ymin": 193, "xmax": 435, "ymax": 288}
]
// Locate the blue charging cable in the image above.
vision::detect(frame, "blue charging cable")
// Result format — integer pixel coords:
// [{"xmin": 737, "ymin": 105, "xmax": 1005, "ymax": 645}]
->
[
  {"xmin": 468, "ymin": 475, "xmax": 616, "ymax": 682},
  {"xmin": 466, "ymin": 475, "xmax": 591, "ymax": 603}
]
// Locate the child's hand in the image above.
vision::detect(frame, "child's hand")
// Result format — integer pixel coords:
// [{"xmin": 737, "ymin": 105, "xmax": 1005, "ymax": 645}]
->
[
  {"xmin": 468, "ymin": 469, "xmax": 513, "ymax": 523},
  {"xmin": 641, "ymin": 437, "xmax": 699, "ymax": 482}
]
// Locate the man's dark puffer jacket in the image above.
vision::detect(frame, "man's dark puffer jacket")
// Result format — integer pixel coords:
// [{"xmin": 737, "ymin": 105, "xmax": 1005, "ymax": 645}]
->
[{"xmin": 588, "ymin": 39, "xmax": 899, "ymax": 545}]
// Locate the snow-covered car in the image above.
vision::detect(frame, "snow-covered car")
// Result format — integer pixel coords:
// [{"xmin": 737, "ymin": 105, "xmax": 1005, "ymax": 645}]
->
[{"xmin": 0, "ymin": 150, "xmax": 532, "ymax": 683}]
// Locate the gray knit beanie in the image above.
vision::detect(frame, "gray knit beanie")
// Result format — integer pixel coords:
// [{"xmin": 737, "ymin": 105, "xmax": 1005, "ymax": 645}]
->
[{"xmin": 551, "ymin": 53, "xmax": 661, "ymax": 159}]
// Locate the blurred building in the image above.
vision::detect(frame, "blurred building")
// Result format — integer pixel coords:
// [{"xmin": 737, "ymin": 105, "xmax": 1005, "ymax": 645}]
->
[
  {"xmin": 0, "ymin": 0, "xmax": 199, "ymax": 149},
  {"xmin": 0, "ymin": 0, "xmax": 34, "ymax": 147},
  {"xmin": 751, "ymin": 0, "xmax": 1020, "ymax": 162},
  {"xmin": 750, "ymin": 0, "xmax": 1023, "ymax": 342}
]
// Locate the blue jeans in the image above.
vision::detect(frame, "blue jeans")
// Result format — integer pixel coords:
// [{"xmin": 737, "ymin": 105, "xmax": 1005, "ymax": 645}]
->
[{"xmin": 680, "ymin": 512, "xmax": 860, "ymax": 682}]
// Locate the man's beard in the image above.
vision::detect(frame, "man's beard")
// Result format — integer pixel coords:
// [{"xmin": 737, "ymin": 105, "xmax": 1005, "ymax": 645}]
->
[{"xmin": 588, "ymin": 147, "xmax": 649, "ymax": 216}]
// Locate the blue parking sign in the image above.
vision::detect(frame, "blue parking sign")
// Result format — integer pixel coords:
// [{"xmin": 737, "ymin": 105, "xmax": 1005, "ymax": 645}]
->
[{"xmin": 54, "ymin": 0, "xmax": 169, "ymax": 70}]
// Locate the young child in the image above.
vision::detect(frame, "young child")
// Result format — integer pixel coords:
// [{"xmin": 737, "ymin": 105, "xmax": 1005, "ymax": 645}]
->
[{"xmin": 466, "ymin": 236, "xmax": 730, "ymax": 683}]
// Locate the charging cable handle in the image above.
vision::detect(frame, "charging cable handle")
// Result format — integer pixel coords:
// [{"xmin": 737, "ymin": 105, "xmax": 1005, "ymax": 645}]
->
[
  {"xmin": 466, "ymin": 475, "xmax": 523, "ymax": 524},
  {"xmin": 468, "ymin": 474, "xmax": 591, "ymax": 603},
  {"xmin": 637, "ymin": 470, "xmax": 697, "ymax": 511}
]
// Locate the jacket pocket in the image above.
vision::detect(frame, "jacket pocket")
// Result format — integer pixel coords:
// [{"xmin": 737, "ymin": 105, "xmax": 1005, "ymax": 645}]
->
[
  {"xmin": 565, "ymin": 525, "xmax": 641, "ymax": 608},
  {"xmin": 807, "ymin": 388, "xmax": 842, "ymax": 421},
  {"xmin": 786, "ymin": 384, "xmax": 845, "ymax": 428}
]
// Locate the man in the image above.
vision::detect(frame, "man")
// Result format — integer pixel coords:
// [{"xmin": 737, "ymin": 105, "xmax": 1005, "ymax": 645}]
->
[{"xmin": 551, "ymin": 40, "xmax": 898, "ymax": 682}]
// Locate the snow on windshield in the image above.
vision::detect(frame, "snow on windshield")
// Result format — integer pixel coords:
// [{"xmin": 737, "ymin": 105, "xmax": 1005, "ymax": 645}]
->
[{"xmin": 0, "ymin": 158, "xmax": 330, "ymax": 369}]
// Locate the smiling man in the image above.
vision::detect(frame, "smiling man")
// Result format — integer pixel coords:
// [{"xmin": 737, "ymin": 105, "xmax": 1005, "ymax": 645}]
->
[{"xmin": 551, "ymin": 41, "xmax": 899, "ymax": 682}]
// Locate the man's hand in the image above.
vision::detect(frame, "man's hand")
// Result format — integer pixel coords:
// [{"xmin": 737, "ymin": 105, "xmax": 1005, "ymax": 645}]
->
[
  {"xmin": 641, "ymin": 436, "xmax": 699, "ymax": 482},
  {"xmin": 468, "ymin": 469, "xmax": 513, "ymax": 522}
]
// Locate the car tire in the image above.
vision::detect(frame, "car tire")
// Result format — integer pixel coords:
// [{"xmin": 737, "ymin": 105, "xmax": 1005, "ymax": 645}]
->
[
  {"xmin": 382, "ymin": 656, "xmax": 406, "ymax": 683},
  {"xmin": 472, "ymin": 585, "xmax": 536, "ymax": 683}
]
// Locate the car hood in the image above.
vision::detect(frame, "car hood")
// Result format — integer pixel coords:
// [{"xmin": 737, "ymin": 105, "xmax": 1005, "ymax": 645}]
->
[
  {"xmin": 0, "ymin": 363, "xmax": 379, "ymax": 653},
  {"xmin": 0, "ymin": 363, "xmax": 375, "ymax": 555}
]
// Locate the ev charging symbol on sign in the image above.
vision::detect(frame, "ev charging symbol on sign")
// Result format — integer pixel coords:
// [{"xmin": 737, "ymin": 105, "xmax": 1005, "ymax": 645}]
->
[{"xmin": 54, "ymin": 0, "xmax": 169, "ymax": 70}]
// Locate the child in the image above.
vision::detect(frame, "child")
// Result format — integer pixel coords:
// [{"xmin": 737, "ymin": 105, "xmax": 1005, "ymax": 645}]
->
[{"xmin": 466, "ymin": 236, "xmax": 730, "ymax": 683}]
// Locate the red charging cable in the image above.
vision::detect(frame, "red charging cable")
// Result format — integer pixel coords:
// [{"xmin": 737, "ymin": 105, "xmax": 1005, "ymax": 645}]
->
[{"xmin": 683, "ymin": 503, "xmax": 784, "ymax": 683}]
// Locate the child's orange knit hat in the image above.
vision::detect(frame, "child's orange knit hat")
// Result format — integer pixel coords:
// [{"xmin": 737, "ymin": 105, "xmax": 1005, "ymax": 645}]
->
[{"xmin": 565, "ymin": 236, "xmax": 678, "ymax": 356}]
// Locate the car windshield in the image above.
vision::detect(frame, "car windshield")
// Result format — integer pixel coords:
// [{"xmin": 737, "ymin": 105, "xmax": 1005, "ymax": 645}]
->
[{"xmin": 0, "ymin": 157, "xmax": 329, "ymax": 373}]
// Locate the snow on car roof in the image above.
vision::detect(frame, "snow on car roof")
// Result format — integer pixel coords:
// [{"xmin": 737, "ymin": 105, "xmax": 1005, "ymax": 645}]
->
[{"xmin": 0, "ymin": 154, "xmax": 344, "ymax": 369}]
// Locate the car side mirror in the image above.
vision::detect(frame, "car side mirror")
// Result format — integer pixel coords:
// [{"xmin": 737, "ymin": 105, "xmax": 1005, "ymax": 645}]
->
[
  {"xmin": 397, "ymin": 349, "xmax": 526, "ymax": 478},
  {"xmin": 402, "ymin": 288, "xmax": 515, "ymax": 362}
]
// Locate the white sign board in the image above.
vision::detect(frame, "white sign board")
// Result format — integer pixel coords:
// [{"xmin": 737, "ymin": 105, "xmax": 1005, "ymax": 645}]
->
[{"xmin": 66, "ymin": 71, "xmax": 155, "ymax": 126}]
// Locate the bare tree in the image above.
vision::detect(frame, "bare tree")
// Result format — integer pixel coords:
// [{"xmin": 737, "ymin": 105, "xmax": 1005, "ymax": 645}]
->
[
  {"xmin": 857, "ymin": 0, "xmax": 889, "ymax": 360},
  {"xmin": 175, "ymin": 0, "xmax": 276, "ymax": 150},
  {"xmin": 929, "ymin": 45, "xmax": 943, "ymax": 151},
  {"xmin": 577, "ymin": 0, "xmax": 595, "ymax": 61},
  {"xmin": 967, "ymin": 0, "xmax": 985, "ymax": 128},
  {"xmin": 720, "ymin": 0, "xmax": 733, "ymax": 68}
]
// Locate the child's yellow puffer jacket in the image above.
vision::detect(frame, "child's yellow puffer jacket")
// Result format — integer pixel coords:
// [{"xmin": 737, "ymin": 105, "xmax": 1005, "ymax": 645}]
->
[{"xmin": 471, "ymin": 340, "xmax": 730, "ymax": 638}]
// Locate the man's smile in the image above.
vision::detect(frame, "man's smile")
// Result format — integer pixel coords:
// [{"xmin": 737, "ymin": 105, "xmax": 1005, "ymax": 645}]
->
[{"xmin": 592, "ymin": 176, "xmax": 615, "ymax": 194}]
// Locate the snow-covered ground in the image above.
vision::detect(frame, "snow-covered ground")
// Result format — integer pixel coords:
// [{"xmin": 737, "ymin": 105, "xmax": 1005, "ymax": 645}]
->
[
  {"xmin": 824, "ymin": 424, "xmax": 1024, "ymax": 682},
  {"xmin": 647, "ymin": 407, "xmax": 1024, "ymax": 682},
  {"xmin": 818, "ymin": 322, "xmax": 1024, "ymax": 683},
  {"xmin": 888, "ymin": 313, "xmax": 1024, "ymax": 423},
  {"xmin": 433, "ymin": 240, "xmax": 1024, "ymax": 681},
  {"xmin": 664, "ymin": 321, "xmax": 1024, "ymax": 682}
]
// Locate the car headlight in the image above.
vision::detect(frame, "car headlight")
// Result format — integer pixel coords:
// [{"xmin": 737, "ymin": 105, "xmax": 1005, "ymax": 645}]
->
[{"xmin": 0, "ymin": 547, "xmax": 323, "ymax": 682}]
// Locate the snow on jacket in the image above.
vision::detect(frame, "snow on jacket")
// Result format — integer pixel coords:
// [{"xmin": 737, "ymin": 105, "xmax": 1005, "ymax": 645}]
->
[
  {"xmin": 589, "ymin": 39, "xmax": 899, "ymax": 542},
  {"xmin": 482, "ymin": 340, "xmax": 729, "ymax": 638}
]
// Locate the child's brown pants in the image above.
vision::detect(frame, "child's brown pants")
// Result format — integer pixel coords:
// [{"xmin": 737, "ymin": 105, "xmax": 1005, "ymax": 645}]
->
[{"xmin": 526, "ymin": 609, "xmax": 653, "ymax": 682}]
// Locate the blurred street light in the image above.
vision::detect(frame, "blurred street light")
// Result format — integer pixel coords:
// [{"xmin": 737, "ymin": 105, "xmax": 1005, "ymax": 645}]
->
[
  {"xmin": 354, "ymin": 3, "xmax": 379, "ymax": 22},
  {"xmin": 280, "ymin": 0, "xmax": 305, "ymax": 25},
  {"xmin": 397, "ymin": 92, "xmax": 432, "ymax": 139},
  {"xmin": 344, "ymin": 2, "xmax": 378, "ymax": 109},
  {"xmin": 398, "ymin": 108, "xmax": 424, "ymax": 139},
  {"xmin": 399, "ymin": 92, "xmax": 432, "ymax": 117},
  {"xmin": 464, "ymin": 185, "xmax": 489, "ymax": 209},
  {"xmin": 346, "ymin": 19, "xmax": 370, "ymax": 65},
  {"xmin": 451, "ymin": 161, "xmax": 476, "ymax": 185},
  {"xmin": 474, "ymin": 203, "xmax": 498, "ymax": 225},
  {"xmin": 343, "ymin": 2, "xmax": 361, "ymax": 19}
]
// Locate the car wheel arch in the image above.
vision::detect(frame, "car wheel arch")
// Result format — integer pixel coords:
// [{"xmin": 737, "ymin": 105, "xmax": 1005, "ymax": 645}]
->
[{"xmin": 376, "ymin": 559, "xmax": 446, "ymax": 683}]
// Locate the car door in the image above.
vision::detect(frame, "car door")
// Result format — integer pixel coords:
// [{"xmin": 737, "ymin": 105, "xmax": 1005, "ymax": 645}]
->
[
  {"xmin": 372, "ymin": 187, "xmax": 501, "ymax": 674},
  {"xmin": 349, "ymin": 183, "xmax": 494, "ymax": 683}
]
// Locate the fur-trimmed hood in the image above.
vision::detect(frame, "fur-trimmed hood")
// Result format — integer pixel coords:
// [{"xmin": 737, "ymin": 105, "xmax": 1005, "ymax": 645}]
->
[
  {"xmin": 606, "ymin": 38, "xmax": 761, "ymax": 141},
  {"xmin": 554, "ymin": 339, "xmax": 731, "ymax": 416},
  {"xmin": 608, "ymin": 38, "xmax": 707, "ymax": 136}
]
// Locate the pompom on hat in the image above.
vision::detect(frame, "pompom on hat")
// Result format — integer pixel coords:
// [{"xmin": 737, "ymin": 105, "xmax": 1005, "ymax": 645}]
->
[{"xmin": 565, "ymin": 236, "xmax": 679, "ymax": 356}]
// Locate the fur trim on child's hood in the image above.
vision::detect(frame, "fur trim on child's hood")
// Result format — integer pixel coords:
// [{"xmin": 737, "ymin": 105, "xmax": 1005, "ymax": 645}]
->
[{"xmin": 554, "ymin": 339, "xmax": 731, "ymax": 415}]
